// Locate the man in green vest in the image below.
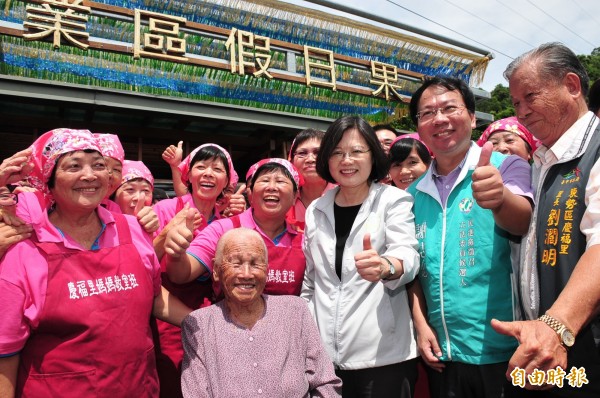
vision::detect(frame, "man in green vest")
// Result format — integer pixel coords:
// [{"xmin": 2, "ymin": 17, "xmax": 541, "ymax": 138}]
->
[
  {"xmin": 492, "ymin": 42, "xmax": 600, "ymax": 397},
  {"xmin": 406, "ymin": 76, "xmax": 534, "ymax": 398}
]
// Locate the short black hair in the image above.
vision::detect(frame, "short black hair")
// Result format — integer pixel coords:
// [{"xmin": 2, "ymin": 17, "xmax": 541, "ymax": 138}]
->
[
  {"xmin": 316, "ymin": 116, "xmax": 390, "ymax": 184},
  {"xmin": 372, "ymin": 124, "xmax": 399, "ymax": 136},
  {"xmin": 187, "ymin": 145, "xmax": 231, "ymax": 192},
  {"xmin": 409, "ymin": 76, "xmax": 475, "ymax": 124},
  {"xmin": 389, "ymin": 137, "xmax": 432, "ymax": 166}
]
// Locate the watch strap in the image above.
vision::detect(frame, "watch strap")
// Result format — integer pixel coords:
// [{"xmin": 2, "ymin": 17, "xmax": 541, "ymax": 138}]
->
[
  {"xmin": 537, "ymin": 313, "xmax": 574, "ymax": 347},
  {"xmin": 381, "ymin": 256, "xmax": 395, "ymax": 280}
]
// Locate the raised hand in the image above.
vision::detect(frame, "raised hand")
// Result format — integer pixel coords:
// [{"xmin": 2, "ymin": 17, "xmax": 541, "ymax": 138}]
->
[
  {"xmin": 134, "ymin": 192, "xmax": 160, "ymax": 234},
  {"xmin": 354, "ymin": 233, "xmax": 383, "ymax": 282},
  {"xmin": 162, "ymin": 141, "xmax": 183, "ymax": 167},
  {"xmin": 164, "ymin": 206, "xmax": 198, "ymax": 258},
  {"xmin": 472, "ymin": 142, "xmax": 504, "ymax": 210}
]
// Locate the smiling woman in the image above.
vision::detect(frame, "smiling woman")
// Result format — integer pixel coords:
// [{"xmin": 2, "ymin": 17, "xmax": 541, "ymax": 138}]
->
[
  {"xmin": 0, "ymin": 128, "xmax": 191, "ymax": 398},
  {"xmin": 181, "ymin": 228, "xmax": 341, "ymax": 397},
  {"xmin": 303, "ymin": 116, "xmax": 421, "ymax": 398},
  {"xmin": 164, "ymin": 157, "xmax": 306, "ymax": 297}
]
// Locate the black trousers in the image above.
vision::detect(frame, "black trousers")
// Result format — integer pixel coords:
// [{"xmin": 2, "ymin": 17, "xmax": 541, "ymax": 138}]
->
[
  {"xmin": 335, "ymin": 358, "xmax": 419, "ymax": 398},
  {"xmin": 426, "ymin": 361, "xmax": 525, "ymax": 398}
]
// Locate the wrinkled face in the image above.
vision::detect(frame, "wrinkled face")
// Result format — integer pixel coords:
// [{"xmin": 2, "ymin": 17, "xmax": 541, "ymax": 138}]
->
[
  {"xmin": 416, "ymin": 86, "xmax": 475, "ymax": 162},
  {"xmin": 328, "ymin": 128, "xmax": 372, "ymax": 189},
  {"xmin": 51, "ymin": 151, "xmax": 109, "ymax": 211},
  {"xmin": 487, "ymin": 131, "xmax": 531, "ymax": 161},
  {"xmin": 292, "ymin": 138, "xmax": 323, "ymax": 184},
  {"xmin": 509, "ymin": 61, "xmax": 576, "ymax": 148},
  {"xmin": 105, "ymin": 157, "xmax": 123, "ymax": 197},
  {"xmin": 248, "ymin": 168, "xmax": 296, "ymax": 221},
  {"xmin": 114, "ymin": 179, "xmax": 153, "ymax": 215},
  {"xmin": 389, "ymin": 147, "xmax": 429, "ymax": 190},
  {"xmin": 376, "ymin": 129, "xmax": 396, "ymax": 155},
  {"xmin": 189, "ymin": 157, "xmax": 229, "ymax": 204},
  {"xmin": 214, "ymin": 236, "xmax": 267, "ymax": 305}
]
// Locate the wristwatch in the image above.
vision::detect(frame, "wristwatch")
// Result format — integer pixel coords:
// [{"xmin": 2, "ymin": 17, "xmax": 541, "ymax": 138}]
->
[
  {"xmin": 381, "ymin": 257, "xmax": 395, "ymax": 280},
  {"xmin": 537, "ymin": 314, "xmax": 575, "ymax": 348}
]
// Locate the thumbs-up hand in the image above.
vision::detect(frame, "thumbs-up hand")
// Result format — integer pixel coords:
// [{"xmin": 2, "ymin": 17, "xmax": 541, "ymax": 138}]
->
[
  {"xmin": 354, "ymin": 233, "xmax": 384, "ymax": 282},
  {"xmin": 162, "ymin": 141, "xmax": 184, "ymax": 167},
  {"xmin": 164, "ymin": 206, "xmax": 200, "ymax": 258},
  {"xmin": 135, "ymin": 192, "xmax": 160, "ymax": 234},
  {"xmin": 472, "ymin": 142, "xmax": 504, "ymax": 210},
  {"xmin": 225, "ymin": 184, "xmax": 247, "ymax": 216}
]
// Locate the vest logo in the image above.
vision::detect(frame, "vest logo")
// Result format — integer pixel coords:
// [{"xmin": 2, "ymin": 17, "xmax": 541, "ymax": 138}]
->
[
  {"xmin": 458, "ymin": 197, "xmax": 474, "ymax": 214},
  {"xmin": 561, "ymin": 167, "xmax": 581, "ymax": 185}
]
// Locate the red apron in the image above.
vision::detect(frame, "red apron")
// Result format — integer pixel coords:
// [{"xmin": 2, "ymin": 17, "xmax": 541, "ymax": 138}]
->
[
  {"xmin": 214, "ymin": 215, "xmax": 306, "ymax": 298},
  {"xmin": 152, "ymin": 197, "xmax": 214, "ymax": 398},
  {"xmin": 18, "ymin": 214, "xmax": 158, "ymax": 398}
]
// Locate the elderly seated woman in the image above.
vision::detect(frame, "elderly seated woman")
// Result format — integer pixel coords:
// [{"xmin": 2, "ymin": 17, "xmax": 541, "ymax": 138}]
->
[
  {"xmin": 181, "ymin": 227, "xmax": 341, "ymax": 398},
  {"xmin": 0, "ymin": 129, "xmax": 191, "ymax": 398}
]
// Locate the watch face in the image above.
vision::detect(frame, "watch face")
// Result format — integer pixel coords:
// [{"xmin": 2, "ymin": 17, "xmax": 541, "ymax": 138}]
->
[{"xmin": 561, "ymin": 330, "xmax": 575, "ymax": 347}]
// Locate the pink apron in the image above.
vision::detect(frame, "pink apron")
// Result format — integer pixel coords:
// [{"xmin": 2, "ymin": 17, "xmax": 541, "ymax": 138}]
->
[{"xmin": 18, "ymin": 214, "xmax": 158, "ymax": 397}]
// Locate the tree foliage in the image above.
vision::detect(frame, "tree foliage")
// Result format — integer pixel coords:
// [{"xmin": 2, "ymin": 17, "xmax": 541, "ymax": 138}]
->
[{"xmin": 578, "ymin": 47, "xmax": 600, "ymax": 83}]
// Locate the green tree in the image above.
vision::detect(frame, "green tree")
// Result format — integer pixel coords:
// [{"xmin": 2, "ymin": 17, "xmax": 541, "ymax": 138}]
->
[{"xmin": 578, "ymin": 47, "xmax": 600, "ymax": 83}]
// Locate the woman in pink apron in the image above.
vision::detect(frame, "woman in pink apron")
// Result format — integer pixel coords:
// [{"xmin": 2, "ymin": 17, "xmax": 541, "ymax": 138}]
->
[
  {"xmin": 163, "ymin": 158, "xmax": 306, "ymax": 297},
  {"xmin": 152, "ymin": 144, "xmax": 236, "ymax": 398},
  {"xmin": 0, "ymin": 128, "xmax": 190, "ymax": 398}
]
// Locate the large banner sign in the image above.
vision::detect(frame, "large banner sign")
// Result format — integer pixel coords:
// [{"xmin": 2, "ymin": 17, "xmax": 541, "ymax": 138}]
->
[{"xmin": 0, "ymin": 0, "xmax": 490, "ymax": 122}]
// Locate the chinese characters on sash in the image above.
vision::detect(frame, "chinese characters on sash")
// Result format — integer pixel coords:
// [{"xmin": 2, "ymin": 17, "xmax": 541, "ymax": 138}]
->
[
  {"xmin": 458, "ymin": 219, "xmax": 476, "ymax": 287},
  {"xmin": 543, "ymin": 187, "xmax": 578, "ymax": 266},
  {"xmin": 67, "ymin": 273, "xmax": 140, "ymax": 300},
  {"xmin": 267, "ymin": 269, "xmax": 296, "ymax": 285}
]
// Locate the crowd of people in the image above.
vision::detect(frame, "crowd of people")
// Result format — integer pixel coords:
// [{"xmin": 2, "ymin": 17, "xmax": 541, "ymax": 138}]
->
[{"xmin": 0, "ymin": 42, "xmax": 599, "ymax": 398}]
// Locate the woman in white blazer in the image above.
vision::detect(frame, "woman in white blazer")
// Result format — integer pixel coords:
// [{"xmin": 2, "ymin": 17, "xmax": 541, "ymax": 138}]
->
[{"xmin": 301, "ymin": 116, "xmax": 420, "ymax": 398}]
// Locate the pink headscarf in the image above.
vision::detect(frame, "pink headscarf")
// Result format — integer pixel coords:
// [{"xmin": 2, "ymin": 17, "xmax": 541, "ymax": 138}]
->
[
  {"xmin": 28, "ymin": 128, "xmax": 102, "ymax": 205},
  {"xmin": 245, "ymin": 158, "xmax": 304, "ymax": 188},
  {"xmin": 477, "ymin": 117, "xmax": 541, "ymax": 155},
  {"xmin": 121, "ymin": 160, "xmax": 154, "ymax": 189},
  {"xmin": 177, "ymin": 143, "xmax": 235, "ymax": 186},
  {"xmin": 94, "ymin": 133, "xmax": 125, "ymax": 163},
  {"xmin": 391, "ymin": 133, "xmax": 433, "ymax": 156}
]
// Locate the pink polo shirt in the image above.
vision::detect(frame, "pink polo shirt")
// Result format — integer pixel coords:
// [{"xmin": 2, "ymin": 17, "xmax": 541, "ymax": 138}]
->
[
  {"xmin": 0, "ymin": 206, "xmax": 161, "ymax": 356},
  {"xmin": 187, "ymin": 208, "xmax": 299, "ymax": 274}
]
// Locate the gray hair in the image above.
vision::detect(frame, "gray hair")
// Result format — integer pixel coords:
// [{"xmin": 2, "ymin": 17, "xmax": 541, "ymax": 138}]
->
[
  {"xmin": 504, "ymin": 42, "xmax": 589, "ymax": 97},
  {"xmin": 214, "ymin": 228, "xmax": 268, "ymax": 267}
]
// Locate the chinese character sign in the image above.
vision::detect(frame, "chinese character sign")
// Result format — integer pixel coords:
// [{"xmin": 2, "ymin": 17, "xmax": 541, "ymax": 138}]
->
[
  {"xmin": 24, "ymin": 0, "xmax": 91, "ymax": 49},
  {"xmin": 370, "ymin": 61, "xmax": 404, "ymax": 101},
  {"xmin": 304, "ymin": 46, "xmax": 336, "ymax": 91},
  {"xmin": 134, "ymin": 9, "xmax": 187, "ymax": 62},
  {"xmin": 225, "ymin": 28, "xmax": 273, "ymax": 79}
]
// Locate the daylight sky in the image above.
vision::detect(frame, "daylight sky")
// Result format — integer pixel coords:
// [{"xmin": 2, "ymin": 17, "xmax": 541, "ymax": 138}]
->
[{"xmin": 284, "ymin": 0, "xmax": 598, "ymax": 91}]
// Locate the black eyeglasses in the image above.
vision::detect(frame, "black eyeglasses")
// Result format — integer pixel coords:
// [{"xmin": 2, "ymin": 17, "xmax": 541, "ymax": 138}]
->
[{"xmin": 0, "ymin": 193, "xmax": 18, "ymax": 206}]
